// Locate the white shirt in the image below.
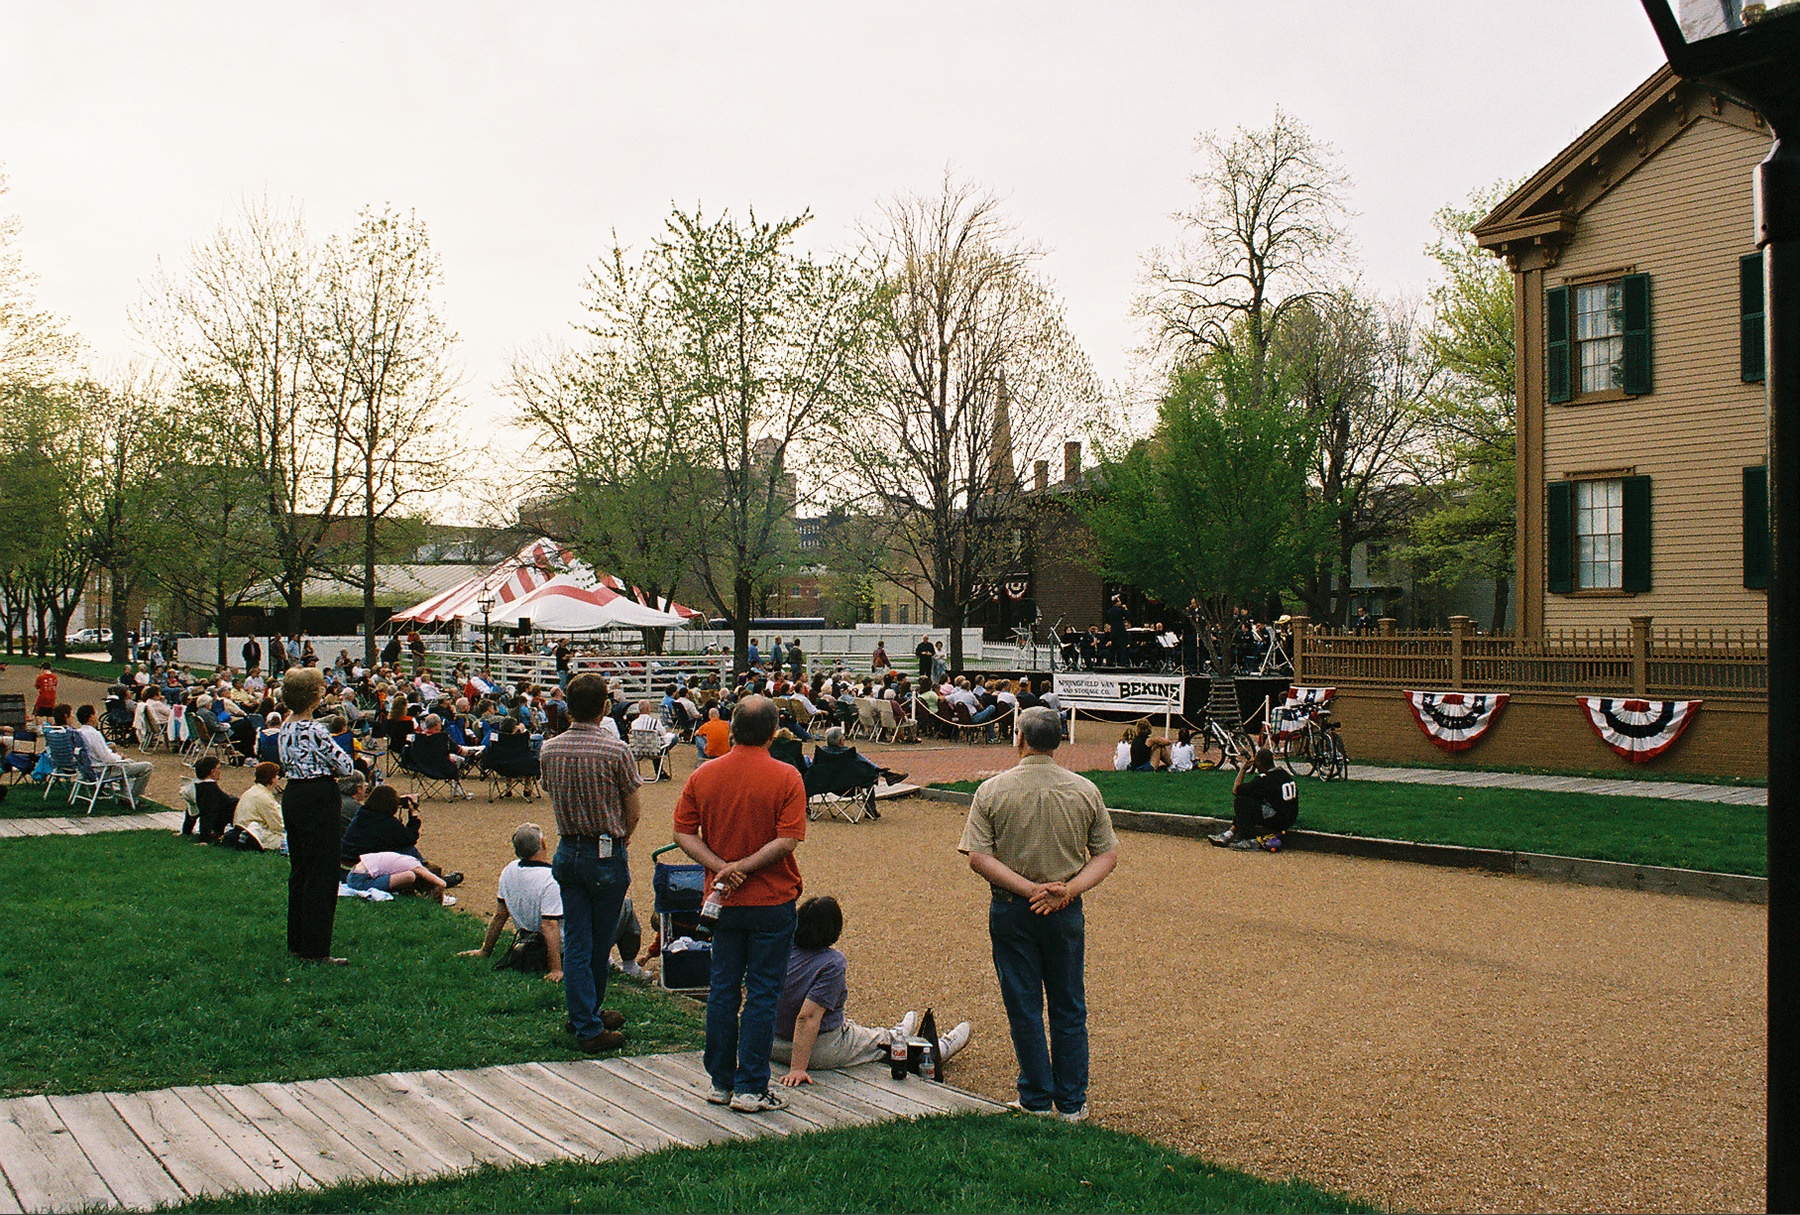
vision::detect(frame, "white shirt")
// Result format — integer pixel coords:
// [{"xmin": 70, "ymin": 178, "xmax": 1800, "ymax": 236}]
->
[
  {"xmin": 1170, "ymin": 741, "xmax": 1195, "ymax": 772},
  {"xmin": 496, "ymin": 859, "xmax": 564, "ymax": 933},
  {"xmin": 949, "ymin": 688, "xmax": 981, "ymax": 712},
  {"xmin": 1114, "ymin": 741, "xmax": 1131, "ymax": 771},
  {"xmin": 599, "ymin": 716, "xmax": 620, "ymax": 740},
  {"xmin": 77, "ymin": 724, "xmax": 127, "ymax": 767},
  {"xmin": 996, "ymin": 691, "xmax": 1019, "ymax": 709}
]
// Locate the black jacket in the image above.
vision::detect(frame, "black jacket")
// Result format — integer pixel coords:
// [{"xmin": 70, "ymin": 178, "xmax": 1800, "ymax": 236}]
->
[{"xmin": 341, "ymin": 807, "xmax": 421, "ymax": 865}]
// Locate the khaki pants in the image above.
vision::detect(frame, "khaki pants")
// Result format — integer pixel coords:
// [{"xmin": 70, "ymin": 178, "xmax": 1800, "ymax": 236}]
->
[{"xmin": 771, "ymin": 1020, "xmax": 893, "ymax": 1071}]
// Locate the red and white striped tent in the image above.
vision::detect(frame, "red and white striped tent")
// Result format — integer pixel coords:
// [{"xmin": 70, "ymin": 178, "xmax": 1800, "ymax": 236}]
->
[{"xmin": 387, "ymin": 539, "xmax": 702, "ymax": 630}]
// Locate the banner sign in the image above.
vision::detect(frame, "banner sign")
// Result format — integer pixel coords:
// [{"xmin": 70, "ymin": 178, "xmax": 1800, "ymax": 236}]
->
[
  {"xmin": 1578, "ymin": 697, "xmax": 1703, "ymax": 762},
  {"xmin": 1405, "ymin": 689, "xmax": 1509, "ymax": 752},
  {"xmin": 1053, "ymin": 672, "xmax": 1188, "ymax": 716}
]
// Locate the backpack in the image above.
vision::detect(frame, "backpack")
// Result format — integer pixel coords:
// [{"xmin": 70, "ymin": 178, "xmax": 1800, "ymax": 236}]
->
[{"xmin": 493, "ymin": 929, "xmax": 549, "ymax": 973}]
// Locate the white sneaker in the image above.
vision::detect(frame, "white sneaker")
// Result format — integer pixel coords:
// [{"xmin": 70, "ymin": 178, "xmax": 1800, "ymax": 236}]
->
[
  {"xmin": 729, "ymin": 1089, "xmax": 789, "ymax": 1113},
  {"xmin": 890, "ymin": 1010, "xmax": 918, "ymax": 1042},
  {"xmin": 937, "ymin": 1021, "xmax": 971, "ymax": 1062},
  {"xmin": 620, "ymin": 960, "xmax": 646, "ymax": 979},
  {"xmin": 1059, "ymin": 1105, "xmax": 1089, "ymax": 1123},
  {"xmin": 706, "ymin": 1087, "xmax": 732, "ymax": 1105},
  {"xmin": 1005, "ymin": 1099, "xmax": 1053, "ymax": 1116}
]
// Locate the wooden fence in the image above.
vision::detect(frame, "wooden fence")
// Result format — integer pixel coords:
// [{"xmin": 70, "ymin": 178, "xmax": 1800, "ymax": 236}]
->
[{"xmin": 1293, "ymin": 615, "xmax": 1766, "ymax": 700}]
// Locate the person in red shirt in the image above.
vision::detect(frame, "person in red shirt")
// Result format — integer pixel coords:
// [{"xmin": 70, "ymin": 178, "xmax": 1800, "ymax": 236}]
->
[
  {"xmin": 32, "ymin": 665, "xmax": 57, "ymax": 722},
  {"xmin": 673, "ymin": 695, "xmax": 807, "ymax": 1114}
]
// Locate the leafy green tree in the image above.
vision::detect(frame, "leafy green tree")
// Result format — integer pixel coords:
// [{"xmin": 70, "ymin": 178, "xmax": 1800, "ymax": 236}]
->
[
  {"xmin": 1080, "ymin": 354, "xmax": 1321, "ymax": 636},
  {"xmin": 1404, "ymin": 182, "xmax": 1518, "ymax": 630}
]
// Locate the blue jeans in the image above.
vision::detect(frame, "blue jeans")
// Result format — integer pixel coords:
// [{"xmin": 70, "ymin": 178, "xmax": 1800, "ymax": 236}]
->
[
  {"xmin": 705, "ymin": 901, "xmax": 797, "ymax": 1096},
  {"xmin": 553, "ymin": 838, "xmax": 630, "ymax": 1040},
  {"xmin": 989, "ymin": 892, "xmax": 1088, "ymax": 1113}
]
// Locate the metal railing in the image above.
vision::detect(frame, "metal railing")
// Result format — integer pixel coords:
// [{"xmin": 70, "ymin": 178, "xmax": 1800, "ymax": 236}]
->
[{"xmin": 1293, "ymin": 615, "xmax": 1766, "ymax": 700}]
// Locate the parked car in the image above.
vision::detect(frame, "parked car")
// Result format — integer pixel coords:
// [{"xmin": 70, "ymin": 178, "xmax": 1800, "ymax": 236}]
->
[{"xmin": 71, "ymin": 628, "xmax": 114, "ymax": 646}]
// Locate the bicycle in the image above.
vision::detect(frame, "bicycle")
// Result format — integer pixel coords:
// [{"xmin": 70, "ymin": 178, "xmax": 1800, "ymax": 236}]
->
[
  {"xmin": 1294, "ymin": 709, "xmax": 1348, "ymax": 781},
  {"xmin": 1194, "ymin": 713, "xmax": 1257, "ymax": 770}
]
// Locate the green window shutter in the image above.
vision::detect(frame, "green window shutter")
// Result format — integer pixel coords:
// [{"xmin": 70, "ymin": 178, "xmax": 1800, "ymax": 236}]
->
[
  {"xmin": 1621, "ymin": 274, "xmax": 1652, "ymax": 395},
  {"xmin": 1742, "ymin": 254, "xmax": 1767, "ymax": 383},
  {"xmin": 1745, "ymin": 465, "xmax": 1771, "ymax": 589},
  {"xmin": 1622, "ymin": 475, "xmax": 1652, "ymax": 592},
  {"xmin": 1546, "ymin": 286, "xmax": 1571, "ymax": 404},
  {"xmin": 1547, "ymin": 480, "xmax": 1573, "ymax": 594}
]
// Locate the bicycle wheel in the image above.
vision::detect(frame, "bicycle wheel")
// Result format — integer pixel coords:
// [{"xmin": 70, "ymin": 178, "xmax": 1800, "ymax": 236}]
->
[
  {"xmin": 1291, "ymin": 725, "xmax": 1319, "ymax": 778},
  {"xmin": 1326, "ymin": 732, "xmax": 1349, "ymax": 780},
  {"xmin": 1196, "ymin": 724, "xmax": 1226, "ymax": 769}
]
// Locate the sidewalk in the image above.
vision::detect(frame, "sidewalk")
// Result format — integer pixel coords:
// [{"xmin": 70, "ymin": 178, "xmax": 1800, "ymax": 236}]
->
[
  {"xmin": 0, "ymin": 1052, "xmax": 1001, "ymax": 1212},
  {"xmin": 0, "ymin": 810, "xmax": 183, "ymax": 839},
  {"xmin": 1347, "ymin": 764, "xmax": 1765, "ymax": 806}
]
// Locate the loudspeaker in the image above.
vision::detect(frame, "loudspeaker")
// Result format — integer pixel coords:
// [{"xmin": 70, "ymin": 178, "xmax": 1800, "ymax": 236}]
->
[{"xmin": 515, "ymin": 618, "xmax": 531, "ymax": 636}]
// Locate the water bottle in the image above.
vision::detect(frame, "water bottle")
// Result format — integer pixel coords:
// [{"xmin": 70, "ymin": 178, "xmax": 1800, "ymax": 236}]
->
[{"xmin": 697, "ymin": 880, "xmax": 726, "ymax": 938}]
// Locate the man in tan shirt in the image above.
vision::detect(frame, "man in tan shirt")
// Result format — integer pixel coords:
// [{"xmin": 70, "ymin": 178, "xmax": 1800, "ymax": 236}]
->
[{"xmin": 959, "ymin": 706, "xmax": 1117, "ymax": 1121}]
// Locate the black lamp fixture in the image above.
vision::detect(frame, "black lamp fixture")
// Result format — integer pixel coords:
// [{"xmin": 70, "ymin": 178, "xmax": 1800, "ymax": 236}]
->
[
  {"xmin": 1636, "ymin": 3, "xmax": 1797, "ymax": 1211},
  {"xmin": 477, "ymin": 591, "xmax": 497, "ymax": 669}
]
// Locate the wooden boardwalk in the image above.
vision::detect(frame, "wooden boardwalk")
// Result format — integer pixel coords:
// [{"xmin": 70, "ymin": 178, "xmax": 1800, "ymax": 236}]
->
[
  {"xmin": 0, "ymin": 810, "xmax": 182, "ymax": 839},
  {"xmin": 0, "ymin": 1052, "xmax": 1002, "ymax": 1212},
  {"xmin": 1347, "ymin": 764, "xmax": 1765, "ymax": 806}
]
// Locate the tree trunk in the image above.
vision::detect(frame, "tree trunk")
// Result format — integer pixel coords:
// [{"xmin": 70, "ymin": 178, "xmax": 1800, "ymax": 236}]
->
[
  {"xmin": 946, "ymin": 601, "xmax": 965, "ymax": 670},
  {"xmin": 109, "ymin": 576, "xmax": 132, "ymax": 665},
  {"xmin": 733, "ymin": 575, "xmax": 753, "ymax": 674},
  {"xmin": 285, "ymin": 581, "xmax": 305, "ymax": 636},
  {"xmin": 1491, "ymin": 576, "xmax": 1511, "ymax": 637},
  {"xmin": 363, "ymin": 510, "xmax": 379, "ymax": 667},
  {"xmin": 215, "ymin": 585, "xmax": 230, "ymax": 669}
]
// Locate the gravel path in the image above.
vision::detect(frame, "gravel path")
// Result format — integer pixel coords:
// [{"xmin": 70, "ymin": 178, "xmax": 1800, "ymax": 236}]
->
[{"xmin": 13, "ymin": 667, "xmax": 1765, "ymax": 1212}]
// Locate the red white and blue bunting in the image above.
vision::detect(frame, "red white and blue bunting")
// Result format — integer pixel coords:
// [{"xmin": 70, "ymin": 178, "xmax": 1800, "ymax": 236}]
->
[
  {"xmin": 1405, "ymin": 690, "xmax": 1509, "ymax": 753},
  {"xmin": 1270, "ymin": 686, "xmax": 1335, "ymax": 738},
  {"xmin": 1578, "ymin": 697, "xmax": 1703, "ymax": 763}
]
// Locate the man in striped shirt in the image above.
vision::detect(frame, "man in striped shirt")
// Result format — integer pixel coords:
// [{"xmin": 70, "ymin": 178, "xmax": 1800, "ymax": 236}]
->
[{"xmin": 541, "ymin": 673, "xmax": 643, "ymax": 1052}]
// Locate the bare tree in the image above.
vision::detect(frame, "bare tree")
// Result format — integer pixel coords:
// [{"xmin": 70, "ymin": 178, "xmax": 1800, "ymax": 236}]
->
[
  {"xmin": 1274, "ymin": 291, "xmax": 1434, "ymax": 624},
  {"xmin": 841, "ymin": 180, "xmax": 1098, "ymax": 666},
  {"xmin": 319, "ymin": 206, "xmax": 463, "ymax": 664},
  {"xmin": 0, "ymin": 169, "xmax": 79, "ymax": 385},
  {"xmin": 1139, "ymin": 110, "xmax": 1350, "ymax": 397},
  {"xmin": 143, "ymin": 200, "xmax": 354, "ymax": 635},
  {"xmin": 507, "ymin": 326, "xmax": 699, "ymax": 655}
]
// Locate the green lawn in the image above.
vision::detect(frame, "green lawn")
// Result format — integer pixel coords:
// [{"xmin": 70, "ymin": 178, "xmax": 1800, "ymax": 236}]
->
[
  {"xmin": 167, "ymin": 1111, "xmax": 1373, "ymax": 1215},
  {"xmin": 938, "ymin": 768, "xmax": 1767, "ymax": 876},
  {"xmin": 0, "ymin": 778, "xmax": 162, "ymax": 818},
  {"xmin": 0, "ymin": 832, "xmax": 702, "ymax": 1098}
]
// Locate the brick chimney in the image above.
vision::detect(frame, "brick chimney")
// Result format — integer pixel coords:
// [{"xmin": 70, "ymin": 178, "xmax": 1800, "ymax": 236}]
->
[
  {"xmin": 1034, "ymin": 459, "xmax": 1049, "ymax": 492},
  {"xmin": 1063, "ymin": 440, "xmax": 1081, "ymax": 485}
]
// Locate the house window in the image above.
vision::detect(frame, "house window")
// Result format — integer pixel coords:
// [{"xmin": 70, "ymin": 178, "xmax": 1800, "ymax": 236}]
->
[
  {"xmin": 1574, "ymin": 478, "xmax": 1624, "ymax": 589},
  {"xmin": 878, "ymin": 603, "xmax": 891, "ymax": 624},
  {"xmin": 1574, "ymin": 282, "xmax": 1625, "ymax": 395},
  {"xmin": 897, "ymin": 603, "xmax": 909, "ymax": 626}
]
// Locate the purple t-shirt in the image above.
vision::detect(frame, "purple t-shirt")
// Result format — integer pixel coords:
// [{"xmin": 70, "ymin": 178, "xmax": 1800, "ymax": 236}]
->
[{"xmin": 775, "ymin": 946, "xmax": 848, "ymax": 1039}]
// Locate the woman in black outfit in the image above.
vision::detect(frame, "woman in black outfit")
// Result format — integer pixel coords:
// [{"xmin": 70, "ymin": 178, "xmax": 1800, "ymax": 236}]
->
[{"xmin": 278, "ymin": 668, "xmax": 354, "ymax": 964}]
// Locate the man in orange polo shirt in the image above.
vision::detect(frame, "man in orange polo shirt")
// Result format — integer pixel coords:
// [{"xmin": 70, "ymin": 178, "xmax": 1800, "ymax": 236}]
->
[{"xmin": 673, "ymin": 695, "xmax": 807, "ymax": 1114}]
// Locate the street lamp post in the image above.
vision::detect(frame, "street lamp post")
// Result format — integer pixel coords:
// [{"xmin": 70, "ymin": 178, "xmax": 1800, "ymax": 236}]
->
[
  {"xmin": 1635, "ymin": 3, "xmax": 1800, "ymax": 1208},
  {"xmin": 478, "ymin": 592, "xmax": 496, "ymax": 677}
]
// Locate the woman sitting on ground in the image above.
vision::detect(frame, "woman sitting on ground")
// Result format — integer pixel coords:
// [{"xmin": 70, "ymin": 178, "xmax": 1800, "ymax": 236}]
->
[
  {"xmin": 774, "ymin": 895, "xmax": 970, "ymax": 1087},
  {"xmin": 220, "ymin": 760, "xmax": 285, "ymax": 852}
]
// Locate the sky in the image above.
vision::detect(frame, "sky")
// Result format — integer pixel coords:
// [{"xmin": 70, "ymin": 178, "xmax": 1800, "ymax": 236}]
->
[{"xmin": 1, "ymin": 1, "xmax": 1671, "ymax": 470}]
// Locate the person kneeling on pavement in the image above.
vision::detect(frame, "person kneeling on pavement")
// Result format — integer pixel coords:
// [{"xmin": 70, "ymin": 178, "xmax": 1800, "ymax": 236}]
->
[
  {"xmin": 1210, "ymin": 749, "xmax": 1298, "ymax": 851},
  {"xmin": 773, "ymin": 895, "xmax": 970, "ymax": 1086},
  {"xmin": 459, "ymin": 821, "xmax": 564, "ymax": 979}
]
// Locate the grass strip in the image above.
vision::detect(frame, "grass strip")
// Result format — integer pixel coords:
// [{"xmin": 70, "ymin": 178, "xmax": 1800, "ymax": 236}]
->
[
  {"xmin": 3, "ymin": 654, "xmax": 127, "ymax": 684},
  {"xmin": 0, "ymin": 831, "xmax": 702, "ymax": 1098},
  {"xmin": 165, "ymin": 1110, "xmax": 1374, "ymax": 1214},
  {"xmin": 934, "ymin": 768, "xmax": 1766, "ymax": 876},
  {"xmin": 0, "ymin": 779, "xmax": 164, "ymax": 819}
]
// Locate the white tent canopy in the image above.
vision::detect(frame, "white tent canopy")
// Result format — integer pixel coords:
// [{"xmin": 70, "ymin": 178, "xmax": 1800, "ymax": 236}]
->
[{"xmin": 486, "ymin": 578, "xmax": 688, "ymax": 631}]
